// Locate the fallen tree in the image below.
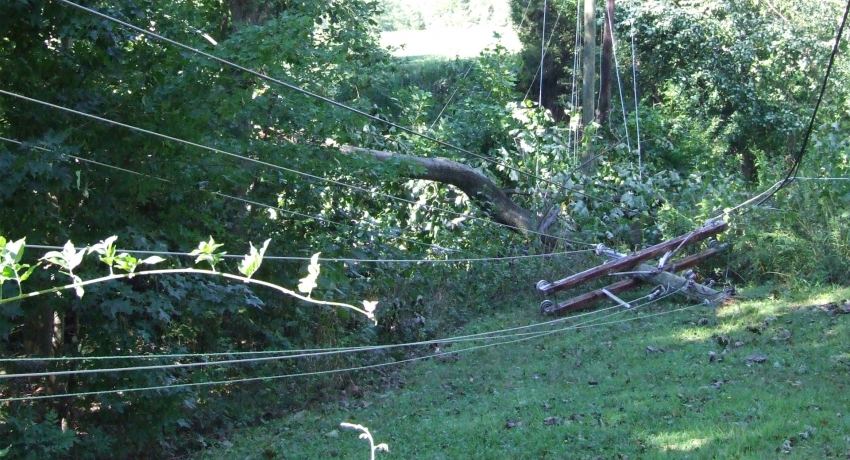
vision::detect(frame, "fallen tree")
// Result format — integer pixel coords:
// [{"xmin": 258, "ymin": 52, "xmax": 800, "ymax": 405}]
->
[{"xmin": 339, "ymin": 145, "xmax": 561, "ymax": 240}]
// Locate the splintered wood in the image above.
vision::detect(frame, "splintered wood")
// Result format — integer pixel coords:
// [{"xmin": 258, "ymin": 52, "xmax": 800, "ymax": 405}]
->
[{"xmin": 537, "ymin": 219, "xmax": 731, "ymax": 316}]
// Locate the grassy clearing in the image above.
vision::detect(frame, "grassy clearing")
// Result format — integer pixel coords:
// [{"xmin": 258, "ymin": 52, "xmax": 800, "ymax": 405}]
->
[
  {"xmin": 380, "ymin": 27, "xmax": 521, "ymax": 58},
  {"xmin": 191, "ymin": 284, "xmax": 850, "ymax": 459}
]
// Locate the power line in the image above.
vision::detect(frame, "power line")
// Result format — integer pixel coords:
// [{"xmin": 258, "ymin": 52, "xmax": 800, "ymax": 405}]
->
[
  {"xmin": 55, "ymin": 0, "xmax": 574, "ymax": 196},
  {"xmin": 522, "ymin": 2, "xmax": 565, "ymax": 103},
  {"xmin": 2, "ymin": 137, "xmax": 593, "ymax": 260},
  {"xmin": 1, "ymin": 295, "xmax": 700, "ymax": 404},
  {"xmin": 24, "ymin": 243, "xmax": 592, "ymax": 265},
  {"xmin": 0, "ymin": 287, "xmax": 698, "ymax": 400},
  {"xmin": 1, "ymin": 298, "xmax": 619, "ymax": 364},
  {"xmin": 606, "ymin": 7, "xmax": 633, "ymax": 157},
  {"xmin": 754, "ymin": 0, "xmax": 850, "ymax": 204},
  {"xmin": 708, "ymin": 0, "xmax": 850, "ymax": 217},
  {"xmin": 540, "ymin": 0, "xmax": 548, "ymax": 105},
  {"xmin": 627, "ymin": 0, "xmax": 643, "ymax": 180},
  {"xmin": 794, "ymin": 176, "xmax": 850, "ymax": 181},
  {"xmin": 57, "ymin": 0, "xmax": 629, "ymax": 212},
  {"xmin": 429, "ymin": 64, "xmax": 476, "ymax": 131},
  {"xmin": 0, "ymin": 135, "xmax": 457, "ymax": 254},
  {"xmin": 0, "ymin": 300, "xmax": 627, "ymax": 380},
  {"xmin": 0, "ymin": 91, "xmax": 589, "ymax": 247},
  {"xmin": 2, "ymin": 278, "xmax": 689, "ymax": 369}
]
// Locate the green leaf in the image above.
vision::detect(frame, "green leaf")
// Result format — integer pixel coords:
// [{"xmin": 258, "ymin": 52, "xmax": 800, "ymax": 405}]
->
[
  {"xmin": 141, "ymin": 256, "xmax": 166, "ymax": 266},
  {"xmin": 297, "ymin": 253, "xmax": 321, "ymax": 296},
  {"xmin": 0, "ymin": 266, "xmax": 14, "ymax": 283},
  {"xmin": 113, "ymin": 253, "xmax": 139, "ymax": 273},
  {"xmin": 90, "ymin": 236, "xmax": 117, "ymax": 258},
  {"xmin": 18, "ymin": 263, "xmax": 39, "ymax": 282},
  {"xmin": 40, "ymin": 241, "xmax": 85, "ymax": 271},
  {"xmin": 0, "ymin": 445, "xmax": 10, "ymax": 457},
  {"xmin": 238, "ymin": 238, "xmax": 271, "ymax": 279},
  {"xmin": 71, "ymin": 274, "xmax": 84, "ymax": 298},
  {"xmin": 190, "ymin": 237, "xmax": 226, "ymax": 271},
  {"xmin": 68, "ymin": 246, "xmax": 86, "ymax": 271},
  {"xmin": 40, "ymin": 250, "xmax": 68, "ymax": 269},
  {"xmin": 3, "ymin": 238, "xmax": 25, "ymax": 265}
]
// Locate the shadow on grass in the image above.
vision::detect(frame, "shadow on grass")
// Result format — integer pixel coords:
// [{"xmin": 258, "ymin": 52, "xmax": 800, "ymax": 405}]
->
[{"xmin": 193, "ymin": 286, "xmax": 850, "ymax": 460}]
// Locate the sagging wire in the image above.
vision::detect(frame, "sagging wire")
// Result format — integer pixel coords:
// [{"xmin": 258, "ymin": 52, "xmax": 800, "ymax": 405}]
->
[
  {"xmin": 54, "ymin": 0, "xmax": 610, "ymax": 203},
  {"xmin": 0, "ymin": 282, "xmax": 698, "ymax": 403},
  {"xmin": 0, "ymin": 136, "xmax": 457, "ymax": 254},
  {"xmin": 0, "ymin": 94, "xmax": 590, "ymax": 247},
  {"xmin": 753, "ymin": 0, "xmax": 850, "ymax": 206}
]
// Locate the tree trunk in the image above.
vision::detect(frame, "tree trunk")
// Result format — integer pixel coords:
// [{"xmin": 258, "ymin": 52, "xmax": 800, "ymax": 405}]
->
[
  {"xmin": 597, "ymin": 0, "xmax": 614, "ymax": 124},
  {"xmin": 339, "ymin": 145, "xmax": 542, "ymax": 236}
]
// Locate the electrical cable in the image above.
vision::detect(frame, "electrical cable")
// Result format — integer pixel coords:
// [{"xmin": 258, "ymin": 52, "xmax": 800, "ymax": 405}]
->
[
  {"xmin": 522, "ymin": 3, "xmax": 564, "ymax": 104},
  {"xmin": 0, "ymin": 93, "xmax": 590, "ymax": 247},
  {"xmin": 0, "ymin": 297, "xmax": 621, "ymax": 364},
  {"xmin": 794, "ymin": 176, "xmax": 850, "ymax": 181},
  {"xmin": 0, "ymin": 283, "xmax": 692, "ymax": 392},
  {"xmin": 754, "ymin": 0, "xmax": 850, "ymax": 206},
  {"xmin": 569, "ymin": 0, "xmax": 582, "ymax": 165},
  {"xmin": 689, "ymin": 0, "xmax": 850, "ymax": 226},
  {"xmin": 628, "ymin": 0, "xmax": 643, "ymax": 180},
  {"xmin": 0, "ymin": 285, "xmax": 700, "ymax": 403},
  {"xmin": 23, "ymin": 243, "xmax": 592, "ymax": 265},
  {"xmin": 540, "ymin": 0, "xmax": 548, "ymax": 105},
  {"xmin": 0, "ymin": 136, "xmax": 456, "ymax": 254},
  {"xmin": 428, "ymin": 63, "xmax": 475, "ymax": 130},
  {"xmin": 0, "ymin": 277, "xmax": 691, "ymax": 368},
  {"xmin": 55, "ymin": 0, "xmax": 590, "ymax": 198},
  {"xmin": 607, "ymin": 7, "xmax": 633, "ymax": 156},
  {"xmin": 0, "ymin": 299, "xmax": 636, "ymax": 380}
]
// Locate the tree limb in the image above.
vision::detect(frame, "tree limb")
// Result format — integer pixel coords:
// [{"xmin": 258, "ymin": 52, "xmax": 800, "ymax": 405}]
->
[{"xmin": 338, "ymin": 145, "xmax": 539, "ymax": 235}]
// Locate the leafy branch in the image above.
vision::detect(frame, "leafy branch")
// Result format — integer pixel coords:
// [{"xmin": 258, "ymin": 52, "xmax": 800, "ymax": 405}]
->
[
  {"xmin": 0, "ymin": 236, "xmax": 378, "ymax": 324},
  {"xmin": 0, "ymin": 237, "xmax": 40, "ymax": 299}
]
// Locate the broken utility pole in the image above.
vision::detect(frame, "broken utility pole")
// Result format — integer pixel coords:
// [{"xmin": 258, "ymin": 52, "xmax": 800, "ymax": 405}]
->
[{"xmin": 537, "ymin": 220, "xmax": 732, "ymax": 316}]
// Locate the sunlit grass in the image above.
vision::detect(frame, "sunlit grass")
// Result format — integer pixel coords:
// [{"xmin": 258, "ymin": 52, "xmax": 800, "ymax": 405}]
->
[
  {"xmin": 380, "ymin": 26, "xmax": 521, "ymax": 58},
  {"xmin": 192, "ymin": 284, "xmax": 850, "ymax": 459}
]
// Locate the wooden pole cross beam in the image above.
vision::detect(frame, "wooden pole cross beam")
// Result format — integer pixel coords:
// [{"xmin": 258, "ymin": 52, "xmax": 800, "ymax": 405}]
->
[
  {"xmin": 536, "ymin": 219, "xmax": 727, "ymax": 296},
  {"xmin": 541, "ymin": 245, "xmax": 728, "ymax": 316}
]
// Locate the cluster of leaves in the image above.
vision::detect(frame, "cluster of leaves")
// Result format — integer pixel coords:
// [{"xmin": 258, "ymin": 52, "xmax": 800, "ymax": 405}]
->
[
  {"xmin": 0, "ymin": 234, "xmax": 379, "ymax": 460},
  {"xmin": 509, "ymin": 0, "xmax": 580, "ymax": 120},
  {"xmin": 0, "ymin": 0, "xmax": 395, "ymax": 457}
]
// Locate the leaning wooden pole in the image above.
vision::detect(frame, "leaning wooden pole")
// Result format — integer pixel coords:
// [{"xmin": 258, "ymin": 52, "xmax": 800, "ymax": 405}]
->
[
  {"xmin": 597, "ymin": 0, "xmax": 614, "ymax": 123},
  {"xmin": 581, "ymin": 0, "xmax": 597, "ymax": 128}
]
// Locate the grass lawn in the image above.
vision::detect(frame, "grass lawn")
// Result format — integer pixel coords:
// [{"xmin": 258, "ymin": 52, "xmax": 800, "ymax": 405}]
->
[
  {"xmin": 380, "ymin": 27, "xmax": 521, "ymax": 58},
  {"xmin": 191, "ymin": 285, "xmax": 850, "ymax": 459}
]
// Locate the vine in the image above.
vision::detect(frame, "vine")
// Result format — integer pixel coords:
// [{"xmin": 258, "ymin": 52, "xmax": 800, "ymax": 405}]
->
[{"xmin": 0, "ymin": 236, "xmax": 379, "ymax": 324}]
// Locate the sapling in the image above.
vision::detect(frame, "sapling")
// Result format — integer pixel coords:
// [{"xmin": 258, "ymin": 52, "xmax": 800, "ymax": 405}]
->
[{"xmin": 340, "ymin": 422, "xmax": 388, "ymax": 460}]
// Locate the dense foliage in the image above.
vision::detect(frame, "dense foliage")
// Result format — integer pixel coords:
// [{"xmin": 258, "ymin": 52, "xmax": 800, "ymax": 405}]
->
[
  {"xmin": 509, "ymin": 0, "xmax": 580, "ymax": 120},
  {"xmin": 1, "ymin": 0, "xmax": 849, "ymax": 458}
]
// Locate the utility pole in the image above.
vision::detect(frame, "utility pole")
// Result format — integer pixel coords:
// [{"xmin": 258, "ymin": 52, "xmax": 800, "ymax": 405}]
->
[
  {"xmin": 597, "ymin": 0, "xmax": 615, "ymax": 124},
  {"xmin": 581, "ymin": 0, "xmax": 596, "ymax": 128},
  {"xmin": 580, "ymin": 0, "xmax": 597, "ymax": 171}
]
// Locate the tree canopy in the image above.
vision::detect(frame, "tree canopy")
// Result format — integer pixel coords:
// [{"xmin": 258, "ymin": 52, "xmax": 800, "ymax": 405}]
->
[{"xmin": 1, "ymin": 0, "xmax": 849, "ymax": 458}]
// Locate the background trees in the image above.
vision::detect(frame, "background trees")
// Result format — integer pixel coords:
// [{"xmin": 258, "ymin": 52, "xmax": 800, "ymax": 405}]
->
[{"xmin": 1, "ymin": 0, "xmax": 849, "ymax": 458}]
